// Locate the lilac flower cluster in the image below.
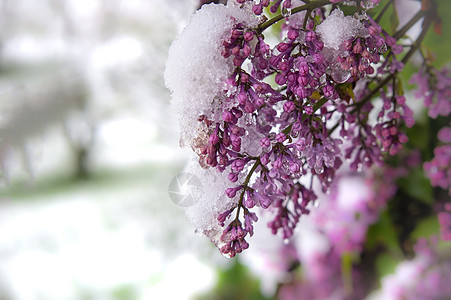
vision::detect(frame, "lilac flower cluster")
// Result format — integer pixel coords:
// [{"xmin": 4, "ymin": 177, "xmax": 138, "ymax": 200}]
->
[
  {"xmin": 278, "ymin": 232, "xmax": 451, "ymax": 300},
  {"xmin": 236, "ymin": 0, "xmax": 382, "ymax": 15},
  {"xmin": 331, "ymin": 0, "xmax": 381, "ymax": 8},
  {"xmin": 171, "ymin": 1, "xmax": 451, "ymax": 295},
  {"xmin": 190, "ymin": 2, "xmax": 416, "ymax": 257},
  {"xmin": 438, "ymin": 203, "xmax": 451, "ymax": 241},
  {"xmin": 373, "ymin": 238, "xmax": 451, "ymax": 300},
  {"xmin": 235, "ymin": 0, "xmax": 293, "ymax": 15},
  {"xmin": 166, "ymin": 0, "xmax": 446, "ymax": 257},
  {"xmin": 410, "ymin": 66, "xmax": 451, "ymax": 119},
  {"xmin": 235, "ymin": 162, "xmax": 403, "ymax": 298},
  {"xmin": 208, "ymin": 9, "xmax": 353, "ymax": 256},
  {"xmin": 311, "ymin": 169, "xmax": 395, "ymax": 255},
  {"xmin": 335, "ymin": 20, "xmax": 384, "ymax": 81},
  {"xmin": 278, "ymin": 250, "xmax": 364, "ymax": 300},
  {"xmin": 424, "ymin": 126, "xmax": 451, "ymax": 196},
  {"xmin": 411, "ymin": 65, "xmax": 451, "ymax": 237},
  {"xmin": 374, "ymin": 92, "xmax": 413, "ymax": 155}
]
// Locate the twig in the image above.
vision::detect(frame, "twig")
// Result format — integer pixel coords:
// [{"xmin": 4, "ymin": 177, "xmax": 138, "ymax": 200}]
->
[
  {"xmin": 393, "ymin": 9, "xmax": 427, "ymax": 40},
  {"xmin": 375, "ymin": 0, "xmax": 395, "ymax": 23},
  {"xmin": 257, "ymin": 0, "xmax": 331, "ymax": 33},
  {"xmin": 352, "ymin": 13, "xmax": 433, "ymax": 112}
]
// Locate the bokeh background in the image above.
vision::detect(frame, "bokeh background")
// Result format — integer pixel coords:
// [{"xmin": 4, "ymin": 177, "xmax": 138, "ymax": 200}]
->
[{"xmin": 0, "ymin": 0, "xmax": 226, "ymax": 299}]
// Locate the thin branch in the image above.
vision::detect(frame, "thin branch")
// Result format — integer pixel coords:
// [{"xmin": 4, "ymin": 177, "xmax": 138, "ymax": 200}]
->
[
  {"xmin": 375, "ymin": 0, "xmax": 395, "ymax": 23},
  {"xmin": 393, "ymin": 9, "xmax": 427, "ymax": 40},
  {"xmin": 257, "ymin": 0, "xmax": 331, "ymax": 33},
  {"xmin": 352, "ymin": 14, "xmax": 433, "ymax": 112},
  {"xmin": 236, "ymin": 158, "xmax": 261, "ymax": 218},
  {"xmin": 400, "ymin": 15, "xmax": 432, "ymax": 64}
]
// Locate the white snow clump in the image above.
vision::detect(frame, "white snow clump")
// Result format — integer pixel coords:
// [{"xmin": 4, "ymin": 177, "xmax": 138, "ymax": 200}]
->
[
  {"xmin": 184, "ymin": 161, "xmax": 238, "ymax": 242},
  {"xmin": 316, "ymin": 9, "xmax": 367, "ymax": 50},
  {"xmin": 164, "ymin": 2, "xmax": 259, "ymax": 147}
]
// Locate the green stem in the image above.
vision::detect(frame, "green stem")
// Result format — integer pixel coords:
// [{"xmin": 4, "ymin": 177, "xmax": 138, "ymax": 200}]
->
[
  {"xmin": 236, "ymin": 158, "xmax": 261, "ymax": 218},
  {"xmin": 243, "ymin": 159, "xmax": 260, "ymax": 189},
  {"xmin": 303, "ymin": 9, "xmax": 312, "ymax": 30},
  {"xmin": 352, "ymin": 74, "xmax": 394, "ymax": 112},
  {"xmin": 375, "ymin": 0, "xmax": 395, "ymax": 23},
  {"xmin": 393, "ymin": 9, "xmax": 427, "ymax": 40},
  {"xmin": 257, "ymin": 0, "xmax": 331, "ymax": 33},
  {"xmin": 400, "ymin": 15, "xmax": 432, "ymax": 64},
  {"xmin": 328, "ymin": 120, "xmax": 340, "ymax": 135},
  {"xmin": 341, "ymin": 252, "xmax": 354, "ymax": 295},
  {"xmin": 301, "ymin": 97, "xmax": 329, "ymax": 121}
]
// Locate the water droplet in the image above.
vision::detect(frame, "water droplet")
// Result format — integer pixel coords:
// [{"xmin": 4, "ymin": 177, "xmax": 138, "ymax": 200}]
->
[
  {"xmin": 179, "ymin": 138, "xmax": 186, "ymax": 148},
  {"xmin": 287, "ymin": 113, "xmax": 296, "ymax": 123},
  {"xmin": 360, "ymin": 58, "xmax": 370, "ymax": 68},
  {"xmin": 320, "ymin": 73, "xmax": 327, "ymax": 84},
  {"xmin": 357, "ymin": 164, "xmax": 363, "ymax": 172},
  {"xmin": 313, "ymin": 200, "xmax": 320, "ymax": 208},
  {"xmin": 314, "ymin": 164, "xmax": 324, "ymax": 174},
  {"xmin": 331, "ymin": 67, "xmax": 351, "ymax": 83},
  {"xmin": 198, "ymin": 156, "xmax": 209, "ymax": 169},
  {"xmin": 221, "ymin": 252, "xmax": 233, "ymax": 258},
  {"xmin": 245, "ymin": 114, "xmax": 253, "ymax": 126},
  {"xmin": 283, "ymin": 238, "xmax": 290, "ymax": 245},
  {"xmin": 263, "ymin": 50, "xmax": 272, "ymax": 59},
  {"xmin": 360, "ymin": 10, "xmax": 369, "ymax": 20},
  {"xmin": 378, "ymin": 44, "xmax": 387, "ymax": 53},
  {"xmin": 361, "ymin": 0, "xmax": 375, "ymax": 10},
  {"xmin": 282, "ymin": 7, "xmax": 292, "ymax": 18}
]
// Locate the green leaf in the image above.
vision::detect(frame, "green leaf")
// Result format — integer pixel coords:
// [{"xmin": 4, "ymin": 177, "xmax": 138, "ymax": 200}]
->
[
  {"xmin": 375, "ymin": 253, "xmax": 399, "ymax": 278},
  {"xmin": 111, "ymin": 285, "xmax": 138, "ymax": 300},
  {"xmin": 397, "ymin": 167, "xmax": 434, "ymax": 204},
  {"xmin": 396, "ymin": 75, "xmax": 404, "ymax": 96},
  {"xmin": 263, "ymin": 4, "xmax": 283, "ymax": 36},
  {"xmin": 196, "ymin": 260, "xmax": 275, "ymax": 300},
  {"xmin": 405, "ymin": 117, "xmax": 431, "ymax": 152},
  {"xmin": 400, "ymin": 61, "xmax": 420, "ymax": 89},
  {"xmin": 390, "ymin": 2, "xmax": 399, "ymax": 35},
  {"xmin": 341, "ymin": 252, "xmax": 354, "ymax": 294},
  {"xmin": 340, "ymin": 83, "xmax": 355, "ymax": 101},
  {"xmin": 301, "ymin": 97, "xmax": 329, "ymax": 121},
  {"xmin": 410, "ymin": 215, "xmax": 439, "ymax": 241},
  {"xmin": 366, "ymin": 210, "xmax": 401, "ymax": 254}
]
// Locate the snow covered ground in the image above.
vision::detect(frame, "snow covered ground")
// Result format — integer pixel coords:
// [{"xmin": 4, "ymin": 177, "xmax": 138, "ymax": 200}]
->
[
  {"xmin": 0, "ymin": 1, "xmax": 227, "ymax": 298},
  {"xmin": 0, "ymin": 151, "xmax": 219, "ymax": 300}
]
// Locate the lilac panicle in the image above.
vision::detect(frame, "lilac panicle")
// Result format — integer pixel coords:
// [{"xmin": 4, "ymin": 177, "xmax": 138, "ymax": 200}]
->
[{"xmin": 172, "ymin": 0, "xmax": 447, "ymax": 258}]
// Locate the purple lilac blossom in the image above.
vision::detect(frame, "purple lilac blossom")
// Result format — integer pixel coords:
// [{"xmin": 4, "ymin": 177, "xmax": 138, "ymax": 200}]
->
[
  {"xmin": 410, "ymin": 67, "xmax": 451, "ymax": 119},
  {"xmin": 165, "ymin": 0, "xmax": 443, "ymax": 257},
  {"xmin": 438, "ymin": 203, "xmax": 451, "ymax": 241},
  {"xmin": 369, "ymin": 238, "xmax": 451, "ymax": 300},
  {"xmin": 311, "ymin": 171, "xmax": 390, "ymax": 255},
  {"xmin": 240, "ymin": 164, "xmax": 396, "ymax": 298},
  {"xmin": 424, "ymin": 126, "xmax": 451, "ymax": 196}
]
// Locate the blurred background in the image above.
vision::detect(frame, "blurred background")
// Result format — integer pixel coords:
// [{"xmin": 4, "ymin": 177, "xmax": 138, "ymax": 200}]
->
[{"xmin": 0, "ymin": 0, "xmax": 229, "ymax": 299}]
